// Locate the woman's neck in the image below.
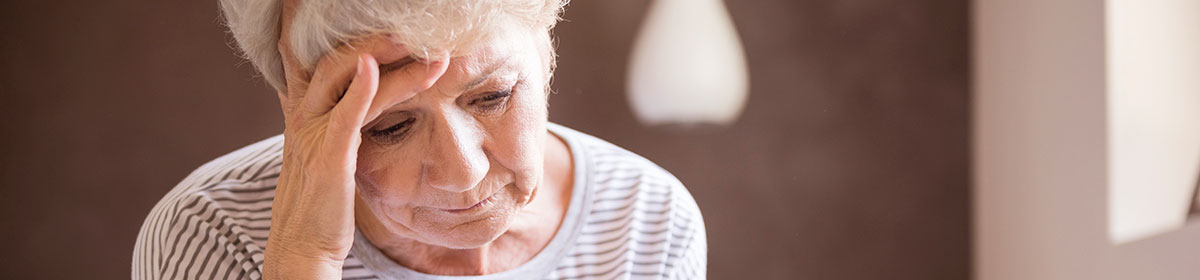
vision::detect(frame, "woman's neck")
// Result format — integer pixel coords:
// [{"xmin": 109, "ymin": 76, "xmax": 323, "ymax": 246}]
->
[{"xmin": 372, "ymin": 228, "xmax": 546, "ymax": 275}]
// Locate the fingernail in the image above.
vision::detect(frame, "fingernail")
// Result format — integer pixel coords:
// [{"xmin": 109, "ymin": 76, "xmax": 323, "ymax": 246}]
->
[{"xmin": 356, "ymin": 55, "xmax": 367, "ymax": 77}]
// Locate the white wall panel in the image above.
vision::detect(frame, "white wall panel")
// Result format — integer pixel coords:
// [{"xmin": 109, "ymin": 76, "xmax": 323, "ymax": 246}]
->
[{"xmin": 1107, "ymin": 0, "xmax": 1200, "ymax": 243}]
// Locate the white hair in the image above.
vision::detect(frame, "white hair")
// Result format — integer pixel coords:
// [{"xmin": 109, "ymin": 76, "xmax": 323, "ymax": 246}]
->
[{"xmin": 219, "ymin": 0, "xmax": 567, "ymax": 92}]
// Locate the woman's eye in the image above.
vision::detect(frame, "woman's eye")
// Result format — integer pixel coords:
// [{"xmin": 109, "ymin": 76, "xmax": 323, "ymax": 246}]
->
[
  {"xmin": 367, "ymin": 117, "xmax": 415, "ymax": 142},
  {"xmin": 470, "ymin": 90, "xmax": 512, "ymax": 111}
]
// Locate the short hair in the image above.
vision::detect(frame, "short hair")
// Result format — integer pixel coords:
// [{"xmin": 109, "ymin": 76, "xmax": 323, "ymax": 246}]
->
[{"xmin": 219, "ymin": 0, "xmax": 567, "ymax": 92}]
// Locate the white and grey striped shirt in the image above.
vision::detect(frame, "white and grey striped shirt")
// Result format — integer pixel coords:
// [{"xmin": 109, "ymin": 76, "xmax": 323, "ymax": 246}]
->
[{"xmin": 132, "ymin": 123, "xmax": 707, "ymax": 279}]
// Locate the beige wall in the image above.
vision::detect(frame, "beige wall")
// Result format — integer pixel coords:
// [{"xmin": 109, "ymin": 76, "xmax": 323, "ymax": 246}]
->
[{"xmin": 973, "ymin": 0, "xmax": 1200, "ymax": 279}]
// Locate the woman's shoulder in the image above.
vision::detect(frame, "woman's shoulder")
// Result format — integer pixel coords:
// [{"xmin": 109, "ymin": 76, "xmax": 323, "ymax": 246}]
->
[
  {"xmin": 547, "ymin": 123, "xmax": 678, "ymax": 182},
  {"xmin": 547, "ymin": 123, "xmax": 700, "ymax": 215},
  {"xmin": 131, "ymin": 134, "xmax": 286, "ymax": 279},
  {"xmin": 548, "ymin": 123, "xmax": 696, "ymax": 203},
  {"xmin": 547, "ymin": 124, "xmax": 707, "ymax": 279},
  {"xmin": 151, "ymin": 134, "xmax": 287, "ymax": 216}
]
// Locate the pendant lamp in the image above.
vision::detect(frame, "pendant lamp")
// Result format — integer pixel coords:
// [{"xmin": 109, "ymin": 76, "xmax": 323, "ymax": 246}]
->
[{"xmin": 626, "ymin": 0, "xmax": 750, "ymax": 127}]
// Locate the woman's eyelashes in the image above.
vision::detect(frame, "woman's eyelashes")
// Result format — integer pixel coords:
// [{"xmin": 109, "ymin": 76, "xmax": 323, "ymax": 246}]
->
[
  {"xmin": 367, "ymin": 117, "xmax": 415, "ymax": 143},
  {"xmin": 469, "ymin": 89, "xmax": 513, "ymax": 113},
  {"xmin": 366, "ymin": 86, "xmax": 514, "ymax": 144}
]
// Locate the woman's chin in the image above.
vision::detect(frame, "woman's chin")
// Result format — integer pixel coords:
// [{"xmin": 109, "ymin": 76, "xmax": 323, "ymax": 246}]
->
[{"xmin": 427, "ymin": 213, "xmax": 514, "ymax": 249}]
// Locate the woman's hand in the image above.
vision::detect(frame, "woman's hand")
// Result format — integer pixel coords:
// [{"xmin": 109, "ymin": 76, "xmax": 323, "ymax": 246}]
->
[{"xmin": 263, "ymin": 35, "xmax": 449, "ymax": 279}]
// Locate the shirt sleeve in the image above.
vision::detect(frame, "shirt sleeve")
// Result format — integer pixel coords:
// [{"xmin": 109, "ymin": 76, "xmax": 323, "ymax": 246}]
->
[
  {"xmin": 132, "ymin": 193, "xmax": 266, "ymax": 280},
  {"xmin": 671, "ymin": 222, "xmax": 708, "ymax": 279},
  {"xmin": 666, "ymin": 182, "xmax": 708, "ymax": 280}
]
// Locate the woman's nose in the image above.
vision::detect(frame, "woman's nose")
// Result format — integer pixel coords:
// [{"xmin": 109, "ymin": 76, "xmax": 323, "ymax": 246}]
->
[{"xmin": 421, "ymin": 110, "xmax": 489, "ymax": 193}]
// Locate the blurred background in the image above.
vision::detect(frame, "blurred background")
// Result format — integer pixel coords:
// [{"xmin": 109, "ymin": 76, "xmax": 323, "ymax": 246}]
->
[{"xmin": 2, "ymin": 0, "xmax": 969, "ymax": 279}]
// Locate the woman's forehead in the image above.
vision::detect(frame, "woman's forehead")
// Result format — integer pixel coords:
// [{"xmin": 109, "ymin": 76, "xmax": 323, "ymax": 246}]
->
[{"xmin": 442, "ymin": 26, "xmax": 537, "ymax": 82}]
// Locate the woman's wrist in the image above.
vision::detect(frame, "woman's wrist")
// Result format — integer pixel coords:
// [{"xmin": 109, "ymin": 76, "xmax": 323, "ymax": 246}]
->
[{"xmin": 262, "ymin": 252, "xmax": 345, "ymax": 280}]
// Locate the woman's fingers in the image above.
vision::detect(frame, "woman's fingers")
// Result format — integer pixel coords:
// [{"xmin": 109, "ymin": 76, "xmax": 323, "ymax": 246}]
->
[
  {"xmin": 289, "ymin": 34, "xmax": 451, "ymax": 161},
  {"xmin": 299, "ymin": 35, "xmax": 410, "ymax": 117},
  {"xmin": 323, "ymin": 54, "xmax": 380, "ymax": 164},
  {"xmin": 363, "ymin": 54, "xmax": 452, "ymax": 124}
]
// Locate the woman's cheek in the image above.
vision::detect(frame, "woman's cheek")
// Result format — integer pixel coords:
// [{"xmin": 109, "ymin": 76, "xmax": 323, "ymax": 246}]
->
[
  {"xmin": 505, "ymin": 105, "xmax": 547, "ymax": 196},
  {"xmin": 355, "ymin": 151, "xmax": 385, "ymax": 197},
  {"xmin": 355, "ymin": 147, "xmax": 420, "ymax": 204}
]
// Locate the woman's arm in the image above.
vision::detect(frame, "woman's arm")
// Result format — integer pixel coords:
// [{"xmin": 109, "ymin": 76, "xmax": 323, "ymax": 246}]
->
[{"xmin": 263, "ymin": 35, "xmax": 448, "ymax": 280}]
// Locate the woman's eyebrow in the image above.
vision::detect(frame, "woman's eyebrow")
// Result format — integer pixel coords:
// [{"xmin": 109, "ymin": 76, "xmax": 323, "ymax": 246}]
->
[{"xmin": 460, "ymin": 57, "xmax": 515, "ymax": 92}]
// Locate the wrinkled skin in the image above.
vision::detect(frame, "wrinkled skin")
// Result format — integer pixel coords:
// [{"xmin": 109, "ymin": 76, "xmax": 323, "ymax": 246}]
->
[{"xmin": 262, "ymin": 3, "xmax": 572, "ymax": 278}]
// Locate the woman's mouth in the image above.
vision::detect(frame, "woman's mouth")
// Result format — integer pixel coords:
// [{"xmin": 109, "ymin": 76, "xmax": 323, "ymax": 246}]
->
[{"xmin": 442, "ymin": 191, "xmax": 500, "ymax": 214}]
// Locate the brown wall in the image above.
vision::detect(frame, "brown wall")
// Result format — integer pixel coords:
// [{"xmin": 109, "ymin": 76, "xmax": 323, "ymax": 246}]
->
[{"xmin": 0, "ymin": 0, "xmax": 968, "ymax": 279}]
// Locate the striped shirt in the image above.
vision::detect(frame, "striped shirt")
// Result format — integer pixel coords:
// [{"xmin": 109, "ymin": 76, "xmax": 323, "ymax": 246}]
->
[{"xmin": 132, "ymin": 123, "xmax": 707, "ymax": 279}]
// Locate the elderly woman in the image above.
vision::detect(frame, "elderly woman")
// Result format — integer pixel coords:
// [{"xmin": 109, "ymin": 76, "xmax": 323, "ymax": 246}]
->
[{"xmin": 132, "ymin": 0, "xmax": 706, "ymax": 279}]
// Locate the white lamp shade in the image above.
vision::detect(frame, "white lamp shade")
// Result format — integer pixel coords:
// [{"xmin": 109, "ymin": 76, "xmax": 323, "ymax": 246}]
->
[{"xmin": 626, "ymin": 0, "xmax": 749, "ymax": 126}]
